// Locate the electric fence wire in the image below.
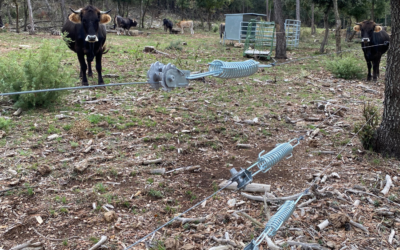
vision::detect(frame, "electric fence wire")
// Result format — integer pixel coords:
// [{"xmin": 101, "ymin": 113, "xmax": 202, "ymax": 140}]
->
[{"xmin": 123, "ymin": 181, "xmax": 233, "ymax": 250}]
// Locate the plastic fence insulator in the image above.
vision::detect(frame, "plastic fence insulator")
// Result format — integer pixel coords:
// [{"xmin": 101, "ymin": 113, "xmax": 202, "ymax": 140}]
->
[
  {"xmin": 244, "ymin": 192, "xmax": 307, "ymax": 250},
  {"xmin": 186, "ymin": 59, "xmax": 272, "ymax": 80}
]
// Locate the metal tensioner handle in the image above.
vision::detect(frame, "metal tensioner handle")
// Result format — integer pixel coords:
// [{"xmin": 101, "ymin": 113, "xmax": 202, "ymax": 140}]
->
[{"xmin": 229, "ymin": 136, "xmax": 303, "ymax": 190}]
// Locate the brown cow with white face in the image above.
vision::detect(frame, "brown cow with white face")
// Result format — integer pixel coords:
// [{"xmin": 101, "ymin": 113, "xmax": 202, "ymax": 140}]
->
[
  {"xmin": 61, "ymin": 6, "xmax": 112, "ymax": 86},
  {"xmin": 353, "ymin": 20, "xmax": 389, "ymax": 81}
]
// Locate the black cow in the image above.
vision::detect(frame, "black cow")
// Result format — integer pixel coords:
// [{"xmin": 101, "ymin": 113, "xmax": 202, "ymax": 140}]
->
[
  {"xmin": 114, "ymin": 15, "xmax": 137, "ymax": 35},
  {"xmin": 61, "ymin": 6, "xmax": 111, "ymax": 86},
  {"xmin": 219, "ymin": 23, "xmax": 225, "ymax": 43},
  {"xmin": 163, "ymin": 18, "xmax": 173, "ymax": 33},
  {"xmin": 0, "ymin": 16, "xmax": 4, "ymax": 29},
  {"xmin": 353, "ymin": 20, "xmax": 390, "ymax": 81}
]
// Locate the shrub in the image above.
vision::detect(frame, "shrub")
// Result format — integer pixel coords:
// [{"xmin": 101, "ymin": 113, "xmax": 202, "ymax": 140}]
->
[
  {"xmin": 326, "ymin": 55, "xmax": 364, "ymax": 79},
  {"xmin": 213, "ymin": 25, "xmax": 218, "ymax": 33},
  {"xmin": 0, "ymin": 37, "xmax": 75, "ymax": 108},
  {"xmin": 354, "ymin": 103, "xmax": 380, "ymax": 151},
  {"xmin": 0, "ymin": 117, "xmax": 11, "ymax": 130},
  {"xmin": 165, "ymin": 40, "xmax": 182, "ymax": 51}
]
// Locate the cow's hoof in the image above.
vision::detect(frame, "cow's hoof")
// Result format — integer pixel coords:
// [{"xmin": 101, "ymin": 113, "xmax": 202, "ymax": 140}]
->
[
  {"xmin": 82, "ymin": 82, "xmax": 89, "ymax": 86},
  {"xmin": 88, "ymin": 73, "xmax": 93, "ymax": 77}
]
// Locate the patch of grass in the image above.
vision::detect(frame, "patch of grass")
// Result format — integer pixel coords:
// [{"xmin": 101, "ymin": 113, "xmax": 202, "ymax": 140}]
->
[
  {"xmin": 165, "ymin": 40, "xmax": 182, "ymax": 51},
  {"xmin": 0, "ymin": 117, "xmax": 11, "ymax": 130},
  {"xmin": 59, "ymin": 207, "xmax": 68, "ymax": 214},
  {"xmin": 147, "ymin": 178, "xmax": 154, "ymax": 184},
  {"xmin": 70, "ymin": 141, "xmax": 79, "ymax": 148},
  {"xmin": 94, "ymin": 183, "xmax": 107, "ymax": 194},
  {"xmin": 148, "ymin": 189, "xmax": 163, "ymax": 198},
  {"xmin": 89, "ymin": 237, "xmax": 99, "ymax": 244},
  {"xmin": 185, "ymin": 190, "xmax": 197, "ymax": 202}
]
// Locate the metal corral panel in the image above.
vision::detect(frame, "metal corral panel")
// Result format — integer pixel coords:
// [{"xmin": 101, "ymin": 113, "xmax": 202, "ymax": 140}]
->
[{"xmin": 224, "ymin": 13, "xmax": 267, "ymax": 43}]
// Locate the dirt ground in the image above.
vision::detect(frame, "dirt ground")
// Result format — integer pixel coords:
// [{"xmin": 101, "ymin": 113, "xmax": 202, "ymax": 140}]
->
[{"xmin": 1, "ymin": 27, "xmax": 399, "ymax": 250}]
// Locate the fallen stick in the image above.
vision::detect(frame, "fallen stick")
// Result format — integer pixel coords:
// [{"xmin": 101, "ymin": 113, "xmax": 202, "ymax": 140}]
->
[
  {"xmin": 389, "ymin": 229, "xmax": 395, "ymax": 244},
  {"xmin": 155, "ymin": 49, "xmax": 170, "ymax": 56},
  {"xmin": 142, "ymin": 158, "xmax": 162, "ymax": 165},
  {"xmin": 241, "ymin": 191, "xmax": 308, "ymax": 202},
  {"xmin": 209, "ymin": 246, "xmax": 232, "ymax": 250},
  {"xmin": 298, "ymin": 197, "xmax": 316, "ymax": 208},
  {"xmin": 287, "ymin": 241, "xmax": 330, "ymax": 250},
  {"xmin": 10, "ymin": 240, "xmax": 33, "ymax": 250},
  {"xmin": 89, "ymin": 235, "xmax": 108, "ymax": 250},
  {"xmin": 381, "ymin": 175, "xmax": 393, "ymax": 195},
  {"xmin": 236, "ymin": 144, "xmax": 252, "ymax": 148},
  {"xmin": 349, "ymin": 220, "xmax": 369, "ymax": 234},
  {"xmin": 210, "ymin": 235, "xmax": 237, "ymax": 247},
  {"xmin": 345, "ymin": 189, "xmax": 400, "ymax": 207},
  {"xmin": 148, "ymin": 168, "xmax": 166, "ymax": 175},
  {"xmin": 317, "ymin": 219, "xmax": 330, "ymax": 231},
  {"xmin": 237, "ymin": 211, "xmax": 264, "ymax": 228},
  {"xmin": 176, "ymin": 217, "xmax": 206, "ymax": 225},
  {"xmin": 219, "ymin": 180, "xmax": 270, "ymax": 193},
  {"xmin": 166, "ymin": 165, "xmax": 200, "ymax": 174},
  {"xmin": 265, "ymin": 236, "xmax": 280, "ymax": 250},
  {"xmin": 32, "ymin": 227, "xmax": 79, "ymax": 241}
]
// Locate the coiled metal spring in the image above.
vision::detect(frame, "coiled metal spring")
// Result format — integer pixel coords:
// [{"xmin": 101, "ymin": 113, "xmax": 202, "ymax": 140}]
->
[
  {"xmin": 248, "ymin": 137, "xmax": 302, "ymax": 176},
  {"xmin": 186, "ymin": 59, "xmax": 272, "ymax": 80},
  {"xmin": 244, "ymin": 193, "xmax": 307, "ymax": 250}
]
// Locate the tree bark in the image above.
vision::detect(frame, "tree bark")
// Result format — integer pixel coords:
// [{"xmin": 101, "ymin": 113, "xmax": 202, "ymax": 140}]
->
[
  {"xmin": 311, "ymin": 3, "xmax": 316, "ymax": 35},
  {"xmin": 333, "ymin": 0, "xmax": 341, "ymax": 53},
  {"xmin": 266, "ymin": 0, "xmax": 269, "ymax": 21},
  {"xmin": 371, "ymin": 0, "xmax": 375, "ymax": 21},
  {"xmin": 14, "ymin": 0, "xmax": 19, "ymax": 33},
  {"xmin": 374, "ymin": 0, "xmax": 400, "ymax": 159},
  {"xmin": 274, "ymin": 0, "xmax": 287, "ymax": 59},
  {"xmin": 7, "ymin": 3, "xmax": 13, "ymax": 25},
  {"xmin": 207, "ymin": 10, "xmax": 211, "ymax": 31},
  {"xmin": 320, "ymin": 12, "xmax": 329, "ymax": 54},
  {"xmin": 296, "ymin": 0, "xmax": 300, "ymax": 21},
  {"xmin": 27, "ymin": 0, "xmax": 35, "ymax": 34},
  {"xmin": 60, "ymin": 0, "xmax": 67, "ymax": 24},
  {"xmin": 23, "ymin": 1, "xmax": 27, "ymax": 31}
]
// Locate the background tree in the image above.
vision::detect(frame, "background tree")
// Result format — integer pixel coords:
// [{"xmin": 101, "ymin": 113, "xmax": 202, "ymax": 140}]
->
[
  {"xmin": 373, "ymin": 0, "xmax": 400, "ymax": 159},
  {"xmin": 274, "ymin": 0, "xmax": 286, "ymax": 59},
  {"xmin": 333, "ymin": 0, "xmax": 340, "ymax": 53},
  {"xmin": 296, "ymin": 0, "xmax": 300, "ymax": 20},
  {"xmin": 27, "ymin": 0, "xmax": 34, "ymax": 34},
  {"xmin": 196, "ymin": 0, "xmax": 224, "ymax": 31}
]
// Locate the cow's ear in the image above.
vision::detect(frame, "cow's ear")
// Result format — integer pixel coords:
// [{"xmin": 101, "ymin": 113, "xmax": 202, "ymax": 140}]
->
[
  {"xmin": 69, "ymin": 13, "xmax": 81, "ymax": 24},
  {"xmin": 374, "ymin": 25, "xmax": 382, "ymax": 32},
  {"xmin": 353, "ymin": 25, "xmax": 360, "ymax": 32},
  {"xmin": 100, "ymin": 14, "xmax": 112, "ymax": 24}
]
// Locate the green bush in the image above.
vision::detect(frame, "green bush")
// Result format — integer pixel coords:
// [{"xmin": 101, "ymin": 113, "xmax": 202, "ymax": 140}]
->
[
  {"xmin": 354, "ymin": 103, "xmax": 380, "ymax": 151},
  {"xmin": 165, "ymin": 40, "xmax": 182, "ymax": 51},
  {"xmin": 213, "ymin": 25, "xmax": 218, "ymax": 33},
  {"xmin": 0, "ymin": 117, "xmax": 11, "ymax": 130},
  {"xmin": 326, "ymin": 55, "xmax": 364, "ymax": 79},
  {"xmin": 0, "ymin": 38, "xmax": 75, "ymax": 108}
]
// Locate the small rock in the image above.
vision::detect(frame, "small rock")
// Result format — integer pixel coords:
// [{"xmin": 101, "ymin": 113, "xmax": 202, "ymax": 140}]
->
[
  {"xmin": 104, "ymin": 211, "xmax": 117, "ymax": 222},
  {"xmin": 326, "ymin": 241, "xmax": 336, "ymax": 249},
  {"xmin": 227, "ymin": 198, "xmax": 236, "ymax": 207},
  {"xmin": 182, "ymin": 42, "xmax": 187, "ymax": 45},
  {"xmin": 74, "ymin": 160, "xmax": 89, "ymax": 172},
  {"xmin": 37, "ymin": 165, "xmax": 51, "ymax": 175},
  {"xmin": 13, "ymin": 108, "xmax": 22, "ymax": 116}
]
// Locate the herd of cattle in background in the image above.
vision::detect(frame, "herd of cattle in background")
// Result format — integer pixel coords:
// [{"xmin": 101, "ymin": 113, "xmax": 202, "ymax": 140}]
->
[{"xmin": 0, "ymin": 5, "xmax": 392, "ymax": 85}]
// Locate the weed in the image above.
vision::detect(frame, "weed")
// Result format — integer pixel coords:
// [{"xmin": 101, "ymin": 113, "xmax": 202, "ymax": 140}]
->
[
  {"xmin": 94, "ymin": 183, "xmax": 107, "ymax": 194},
  {"xmin": 373, "ymin": 200, "xmax": 380, "ymax": 207},
  {"xmin": 185, "ymin": 190, "xmax": 197, "ymax": 201},
  {"xmin": 326, "ymin": 55, "xmax": 364, "ymax": 79},
  {"xmin": 148, "ymin": 189, "xmax": 163, "ymax": 198},
  {"xmin": 165, "ymin": 40, "xmax": 182, "ymax": 51},
  {"xmin": 70, "ymin": 141, "xmax": 79, "ymax": 148},
  {"xmin": 59, "ymin": 207, "xmax": 68, "ymax": 214},
  {"xmin": 0, "ymin": 117, "xmax": 11, "ymax": 130},
  {"xmin": 89, "ymin": 237, "xmax": 99, "ymax": 244},
  {"xmin": 24, "ymin": 183, "xmax": 34, "ymax": 196},
  {"xmin": 62, "ymin": 240, "xmax": 68, "ymax": 246},
  {"xmin": 147, "ymin": 178, "xmax": 154, "ymax": 184},
  {"xmin": 354, "ymin": 103, "xmax": 380, "ymax": 150}
]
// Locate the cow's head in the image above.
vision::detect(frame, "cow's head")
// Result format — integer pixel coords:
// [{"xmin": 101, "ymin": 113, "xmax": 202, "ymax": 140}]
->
[
  {"xmin": 163, "ymin": 19, "xmax": 168, "ymax": 25},
  {"xmin": 176, "ymin": 21, "xmax": 182, "ymax": 28},
  {"xmin": 353, "ymin": 20, "xmax": 382, "ymax": 44},
  {"xmin": 69, "ymin": 6, "xmax": 111, "ymax": 42},
  {"xmin": 129, "ymin": 18, "xmax": 137, "ymax": 27}
]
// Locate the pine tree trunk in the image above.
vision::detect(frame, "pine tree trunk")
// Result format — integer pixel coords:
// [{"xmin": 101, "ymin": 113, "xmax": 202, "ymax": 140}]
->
[
  {"xmin": 296, "ymin": 0, "xmax": 300, "ymax": 21},
  {"xmin": 27, "ymin": 0, "xmax": 35, "ymax": 34},
  {"xmin": 60, "ymin": 0, "xmax": 67, "ymax": 24},
  {"xmin": 374, "ymin": 0, "xmax": 400, "ymax": 159},
  {"xmin": 207, "ymin": 11, "xmax": 211, "ymax": 31},
  {"xmin": 333, "ymin": 0, "xmax": 341, "ymax": 53},
  {"xmin": 371, "ymin": 0, "xmax": 375, "ymax": 21},
  {"xmin": 266, "ymin": 0, "xmax": 269, "ymax": 21},
  {"xmin": 274, "ymin": 0, "xmax": 286, "ymax": 59},
  {"xmin": 311, "ymin": 3, "xmax": 316, "ymax": 35},
  {"xmin": 7, "ymin": 3, "xmax": 13, "ymax": 25},
  {"xmin": 23, "ymin": 1, "xmax": 27, "ymax": 31},
  {"xmin": 320, "ymin": 12, "xmax": 329, "ymax": 54},
  {"xmin": 14, "ymin": 0, "xmax": 19, "ymax": 33}
]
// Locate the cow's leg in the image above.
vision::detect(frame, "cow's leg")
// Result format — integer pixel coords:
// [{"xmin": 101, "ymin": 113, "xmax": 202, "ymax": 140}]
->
[
  {"xmin": 366, "ymin": 60, "xmax": 372, "ymax": 81},
  {"xmin": 191, "ymin": 26, "xmax": 194, "ymax": 35},
  {"xmin": 95, "ymin": 53, "xmax": 104, "ymax": 85},
  {"xmin": 77, "ymin": 53, "xmax": 88, "ymax": 86},
  {"xmin": 87, "ymin": 58, "xmax": 93, "ymax": 78},
  {"xmin": 372, "ymin": 59, "xmax": 380, "ymax": 81}
]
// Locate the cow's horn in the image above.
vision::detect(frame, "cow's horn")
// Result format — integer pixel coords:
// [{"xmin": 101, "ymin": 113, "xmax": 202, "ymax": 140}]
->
[
  {"xmin": 100, "ymin": 10, "xmax": 112, "ymax": 14},
  {"xmin": 70, "ymin": 8, "xmax": 81, "ymax": 14},
  {"xmin": 354, "ymin": 22, "xmax": 360, "ymax": 25}
]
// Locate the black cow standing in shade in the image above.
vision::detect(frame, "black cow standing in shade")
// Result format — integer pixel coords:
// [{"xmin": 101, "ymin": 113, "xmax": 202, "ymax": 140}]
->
[
  {"xmin": 353, "ymin": 20, "xmax": 390, "ymax": 81},
  {"xmin": 0, "ymin": 16, "xmax": 4, "ymax": 29},
  {"xmin": 163, "ymin": 18, "xmax": 173, "ymax": 33},
  {"xmin": 114, "ymin": 15, "xmax": 137, "ymax": 35},
  {"xmin": 61, "ymin": 6, "xmax": 112, "ymax": 86}
]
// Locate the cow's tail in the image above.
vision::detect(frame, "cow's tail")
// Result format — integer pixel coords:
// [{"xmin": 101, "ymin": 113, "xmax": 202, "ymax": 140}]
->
[{"xmin": 103, "ymin": 42, "xmax": 110, "ymax": 55}]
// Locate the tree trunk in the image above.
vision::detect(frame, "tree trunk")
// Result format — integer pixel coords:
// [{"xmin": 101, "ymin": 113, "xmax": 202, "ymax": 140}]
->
[
  {"xmin": 320, "ymin": 12, "xmax": 329, "ymax": 54},
  {"xmin": 23, "ymin": 1, "xmax": 27, "ymax": 31},
  {"xmin": 266, "ymin": 0, "xmax": 269, "ymax": 21},
  {"xmin": 371, "ymin": 0, "xmax": 375, "ymax": 21},
  {"xmin": 60, "ymin": 0, "xmax": 67, "ymax": 24},
  {"xmin": 274, "ymin": 0, "xmax": 287, "ymax": 59},
  {"xmin": 7, "ymin": 3, "xmax": 13, "ymax": 25},
  {"xmin": 207, "ymin": 10, "xmax": 211, "ymax": 31},
  {"xmin": 311, "ymin": 3, "xmax": 316, "ymax": 35},
  {"xmin": 14, "ymin": 0, "xmax": 19, "ymax": 33},
  {"xmin": 90, "ymin": 0, "xmax": 93, "ymax": 5},
  {"xmin": 296, "ymin": 0, "xmax": 300, "ymax": 21},
  {"xmin": 374, "ymin": 0, "xmax": 400, "ymax": 159},
  {"xmin": 27, "ymin": 0, "xmax": 35, "ymax": 34},
  {"xmin": 333, "ymin": 0, "xmax": 341, "ymax": 53}
]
